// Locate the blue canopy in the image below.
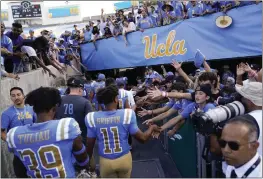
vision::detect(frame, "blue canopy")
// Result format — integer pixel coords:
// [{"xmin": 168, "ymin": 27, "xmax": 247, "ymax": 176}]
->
[{"xmin": 80, "ymin": 4, "xmax": 262, "ymax": 71}]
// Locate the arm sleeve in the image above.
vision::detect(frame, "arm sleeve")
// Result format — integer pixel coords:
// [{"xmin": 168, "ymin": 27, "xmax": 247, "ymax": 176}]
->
[
  {"xmin": 85, "ymin": 113, "xmax": 97, "ymax": 138},
  {"xmin": 128, "ymin": 110, "xmax": 139, "ymax": 135},
  {"xmin": 1, "ymin": 113, "xmax": 10, "ymax": 130}
]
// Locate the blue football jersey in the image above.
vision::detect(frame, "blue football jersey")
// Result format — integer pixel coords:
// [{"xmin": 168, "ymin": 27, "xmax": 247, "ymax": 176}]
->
[
  {"xmin": 85, "ymin": 109, "xmax": 139, "ymax": 159},
  {"xmin": 6, "ymin": 118, "xmax": 82, "ymax": 178}
]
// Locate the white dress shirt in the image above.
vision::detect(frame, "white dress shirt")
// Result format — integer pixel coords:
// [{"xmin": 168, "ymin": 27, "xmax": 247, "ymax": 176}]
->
[{"xmin": 223, "ymin": 153, "xmax": 262, "ymax": 178}]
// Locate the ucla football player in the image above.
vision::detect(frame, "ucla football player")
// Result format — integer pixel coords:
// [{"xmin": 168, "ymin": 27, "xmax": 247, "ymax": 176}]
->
[
  {"xmin": 6, "ymin": 87, "xmax": 89, "ymax": 178},
  {"xmin": 85, "ymin": 85, "xmax": 160, "ymax": 178}
]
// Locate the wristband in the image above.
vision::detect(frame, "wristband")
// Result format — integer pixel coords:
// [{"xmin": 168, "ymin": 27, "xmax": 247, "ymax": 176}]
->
[
  {"xmin": 248, "ymin": 70, "xmax": 257, "ymax": 78},
  {"xmin": 162, "ymin": 91, "xmax": 167, "ymax": 97},
  {"xmin": 76, "ymin": 156, "xmax": 89, "ymax": 167},
  {"xmin": 73, "ymin": 144, "xmax": 86, "ymax": 155}
]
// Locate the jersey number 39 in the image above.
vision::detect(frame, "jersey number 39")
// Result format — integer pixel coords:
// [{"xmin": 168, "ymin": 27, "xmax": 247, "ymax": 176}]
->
[{"xmin": 18, "ymin": 144, "xmax": 66, "ymax": 178}]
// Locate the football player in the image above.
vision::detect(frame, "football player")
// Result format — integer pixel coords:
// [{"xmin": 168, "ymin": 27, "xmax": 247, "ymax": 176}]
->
[
  {"xmin": 6, "ymin": 87, "xmax": 89, "ymax": 178},
  {"xmin": 85, "ymin": 85, "xmax": 160, "ymax": 178}
]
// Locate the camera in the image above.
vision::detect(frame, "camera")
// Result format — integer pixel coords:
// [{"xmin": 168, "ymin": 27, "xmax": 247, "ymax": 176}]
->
[{"xmin": 192, "ymin": 101, "xmax": 245, "ymax": 136}]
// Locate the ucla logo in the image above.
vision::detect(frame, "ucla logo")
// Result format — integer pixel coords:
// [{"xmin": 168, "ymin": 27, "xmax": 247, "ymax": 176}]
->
[
  {"xmin": 17, "ymin": 112, "xmax": 32, "ymax": 120},
  {"xmin": 143, "ymin": 30, "xmax": 187, "ymax": 59}
]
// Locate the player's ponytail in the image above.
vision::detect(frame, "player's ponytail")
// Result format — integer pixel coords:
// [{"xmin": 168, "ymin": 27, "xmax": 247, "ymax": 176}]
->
[
  {"xmin": 96, "ymin": 85, "xmax": 118, "ymax": 105},
  {"xmin": 25, "ymin": 87, "xmax": 61, "ymax": 113}
]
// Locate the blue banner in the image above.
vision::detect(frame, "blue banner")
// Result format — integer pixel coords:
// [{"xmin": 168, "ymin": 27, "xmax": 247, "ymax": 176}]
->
[
  {"xmin": 81, "ymin": 4, "xmax": 262, "ymax": 71},
  {"xmin": 114, "ymin": 1, "xmax": 132, "ymax": 10},
  {"xmin": 48, "ymin": 6, "xmax": 79, "ymax": 18}
]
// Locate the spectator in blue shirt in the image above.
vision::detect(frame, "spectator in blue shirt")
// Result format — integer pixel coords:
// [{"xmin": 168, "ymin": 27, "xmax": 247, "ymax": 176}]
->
[
  {"xmin": 162, "ymin": 2, "xmax": 177, "ymax": 26},
  {"xmin": 5, "ymin": 22, "xmax": 24, "ymax": 74},
  {"xmin": 152, "ymin": 84, "xmax": 216, "ymax": 138},
  {"xmin": 72, "ymin": 24, "xmax": 78, "ymax": 35},
  {"xmin": 171, "ymin": 1, "xmax": 184, "ymax": 19},
  {"xmin": 187, "ymin": 1, "xmax": 203, "ymax": 18},
  {"xmin": 27, "ymin": 29, "xmax": 36, "ymax": 41},
  {"xmin": 149, "ymin": 6, "xmax": 159, "ymax": 27},
  {"xmin": 56, "ymin": 38, "xmax": 67, "ymax": 64},
  {"xmin": 84, "ymin": 25, "xmax": 92, "ymax": 42},
  {"xmin": 201, "ymin": 1, "xmax": 217, "ymax": 15},
  {"xmin": 1, "ymin": 22, "xmax": 13, "ymax": 63},
  {"xmin": 137, "ymin": 9, "xmax": 154, "ymax": 31}
]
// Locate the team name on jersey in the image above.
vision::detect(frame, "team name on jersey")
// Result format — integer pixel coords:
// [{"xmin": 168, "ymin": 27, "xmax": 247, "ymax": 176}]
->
[{"xmin": 17, "ymin": 130, "xmax": 50, "ymax": 144}]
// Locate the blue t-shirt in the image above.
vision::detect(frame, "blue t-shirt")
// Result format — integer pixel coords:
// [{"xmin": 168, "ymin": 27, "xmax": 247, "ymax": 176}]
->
[
  {"xmin": 187, "ymin": 5, "xmax": 202, "ymax": 18},
  {"xmin": 201, "ymin": 3, "xmax": 217, "ymax": 13},
  {"xmin": 84, "ymin": 30, "xmax": 92, "ymax": 41},
  {"xmin": 172, "ymin": 99, "xmax": 193, "ymax": 114},
  {"xmin": 5, "ymin": 31, "xmax": 24, "ymax": 64},
  {"xmin": 161, "ymin": 11, "xmax": 177, "ymax": 25},
  {"xmin": 6, "ymin": 118, "xmax": 81, "ymax": 178},
  {"xmin": 180, "ymin": 102, "xmax": 216, "ymax": 119},
  {"xmin": 166, "ymin": 99, "xmax": 175, "ymax": 108},
  {"xmin": 1, "ymin": 34, "xmax": 13, "ymax": 53},
  {"xmin": 1, "ymin": 105, "xmax": 37, "ymax": 132},
  {"xmin": 138, "ymin": 16, "xmax": 153, "ymax": 29},
  {"xmin": 86, "ymin": 109, "xmax": 139, "ymax": 159}
]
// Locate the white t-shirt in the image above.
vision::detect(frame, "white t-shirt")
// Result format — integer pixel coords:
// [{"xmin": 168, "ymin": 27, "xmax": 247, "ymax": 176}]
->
[
  {"xmin": 122, "ymin": 22, "xmax": 136, "ymax": 35},
  {"xmin": 21, "ymin": 46, "xmax": 37, "ymax": 57},
  {"xmin": 249, "ymin": 110, "xmax": 262, "ymax": 155},
  {"xmin": 99, "ymin": 21, "xmax": 107, "ymax": 35}
]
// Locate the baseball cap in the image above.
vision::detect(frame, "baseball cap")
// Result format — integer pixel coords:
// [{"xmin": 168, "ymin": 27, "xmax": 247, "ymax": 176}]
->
[
  {"xmin": 67, "ymin": 77, "xmax": 84, "ymax": 88},
  {"xmin": 195, "ymin": 84, "xmax": 212, "ymax": 98},
  {"xmin": 98, "ymin": 73, "xmax": 105, "ymax": 80},
  {"xmin": 29, "ymin": 29, "xmax": 34, "ymax": 33},
  {"xmin": 250, "ymin": 64, "xmax": 261, "ymax": 72},
  {"xmin": 166, "ymin": 71, "xmax": 174, "ymax": 76},
  {"xmin": 235, "ymin": 82, "xmax": 262, "ymax": 106}
]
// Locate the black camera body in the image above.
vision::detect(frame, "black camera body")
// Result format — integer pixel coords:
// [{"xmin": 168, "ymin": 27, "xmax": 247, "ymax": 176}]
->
[{"xmin": 192, "ymin": 101, "xmax": 245, "ymax": 136}]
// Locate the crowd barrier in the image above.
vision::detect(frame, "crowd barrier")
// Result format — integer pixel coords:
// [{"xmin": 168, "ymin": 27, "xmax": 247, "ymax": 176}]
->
[{"xmin": 142, "ymin": 102, "xmax": 222, "ymax": 178}]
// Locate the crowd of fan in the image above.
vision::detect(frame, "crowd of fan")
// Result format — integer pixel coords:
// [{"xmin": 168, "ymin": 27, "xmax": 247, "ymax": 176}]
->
[
  {"xmin": 1, "ymin": 22, "xmax": 82, "ymax": 79},
  {"xmin": 72, "ymin": 56, "xmax": 262, "ymax": 177},
  {"xmin": 80, "ymin": 0, "xmax": 260, "ymax": 46},
  {"xmin": 0, "ymin": 1, "xmax": 260, "ymax": 79}
]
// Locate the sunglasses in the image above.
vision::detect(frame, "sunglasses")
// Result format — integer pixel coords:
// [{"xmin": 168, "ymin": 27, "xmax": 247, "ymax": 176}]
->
[{"xmin": 218, "ymin": 139, "xmax": 255, "ymax": 151}]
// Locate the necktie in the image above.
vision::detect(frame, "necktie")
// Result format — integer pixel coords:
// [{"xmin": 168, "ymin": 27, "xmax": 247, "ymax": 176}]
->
[{"xmin": 230, "ymin": 170, "xmax": 237, "ymax": 178}]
